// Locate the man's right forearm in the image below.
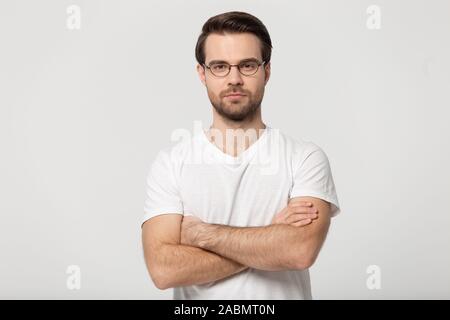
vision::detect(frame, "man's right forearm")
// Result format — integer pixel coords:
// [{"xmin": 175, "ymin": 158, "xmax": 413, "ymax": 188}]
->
[{"xmin": 153, "ymin": 243, "xmax": 248, "ymax": 289}]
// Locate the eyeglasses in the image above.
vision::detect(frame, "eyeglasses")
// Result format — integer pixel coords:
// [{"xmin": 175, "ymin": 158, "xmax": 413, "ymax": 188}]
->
[{"xmin": 203, "ymin": 60, "xmax": 266, "ymax": 77}]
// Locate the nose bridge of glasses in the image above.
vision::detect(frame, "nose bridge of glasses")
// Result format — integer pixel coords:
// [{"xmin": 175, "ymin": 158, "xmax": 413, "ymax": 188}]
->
[{"xmin": 229, "ymin": 63, "xmax": 244, "ymax": 76}]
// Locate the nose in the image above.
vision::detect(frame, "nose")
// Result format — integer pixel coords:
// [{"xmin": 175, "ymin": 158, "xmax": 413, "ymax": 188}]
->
[{"xmin": 227, "ymin": 65, "xmax": 244, "ymax": 86}]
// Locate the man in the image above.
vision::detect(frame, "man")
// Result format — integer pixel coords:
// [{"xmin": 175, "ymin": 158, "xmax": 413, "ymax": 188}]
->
[{"xmin": 141, "ymin": 11, "xmax": 340, "ymax": 299}]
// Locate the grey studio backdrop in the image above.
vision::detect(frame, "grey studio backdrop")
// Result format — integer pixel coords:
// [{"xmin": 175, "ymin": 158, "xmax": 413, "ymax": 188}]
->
[{"xmin": 0, "ymin": 0, "xmax": 449, "ymax": 299}]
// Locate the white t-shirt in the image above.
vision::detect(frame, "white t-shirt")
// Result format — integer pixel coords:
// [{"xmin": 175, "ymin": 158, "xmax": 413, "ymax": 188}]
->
[{"xmin": 142, "ymin": 126, "xmax": 340, "ymax": 299}]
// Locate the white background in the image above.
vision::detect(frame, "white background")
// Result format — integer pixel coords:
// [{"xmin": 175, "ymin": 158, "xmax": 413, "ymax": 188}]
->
[{"xmin": 1, "ymin": 0, "xmax": 449, "ymax": 299}]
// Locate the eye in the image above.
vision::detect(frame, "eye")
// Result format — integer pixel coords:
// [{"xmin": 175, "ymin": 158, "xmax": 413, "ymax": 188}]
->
[
  {"xmin": 211, "ymin": 64, "xmax": 228, "ymax": 71},
  {"xmin": 240, "ymin": 62, "xmax": 258, "ymax": 70}
]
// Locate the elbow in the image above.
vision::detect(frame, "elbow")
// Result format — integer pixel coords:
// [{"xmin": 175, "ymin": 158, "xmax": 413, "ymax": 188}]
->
[
  {"xmin": 295, "ymin": 256, "xmax": 315, "ymax": 270},
  {"xmin": 155, "ymin": 281, "xmax": 171, "ymax": 290},
  {"xmin": 150, "ymin": 269, "xmax": 172, "ymax": 290},
  {"xmin": 146, "ymin": 263, "xmax": 172, "ymax": 290},
  {"xmin": 294, "ymin": 248, "xmax": 318, "ymax": 270},
  {"xmin": 152, "ymin": 273, "xmax": 170, "ymax": 290},
  {"xmin": 143, "ymin": 244, "xmax": 178, "ymax": 290}
]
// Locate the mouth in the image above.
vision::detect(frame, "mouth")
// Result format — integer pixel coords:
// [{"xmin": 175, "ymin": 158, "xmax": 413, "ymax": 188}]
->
[{"xmin": 225, "ymin": 93, "xmax": 246, "ymax": 98}]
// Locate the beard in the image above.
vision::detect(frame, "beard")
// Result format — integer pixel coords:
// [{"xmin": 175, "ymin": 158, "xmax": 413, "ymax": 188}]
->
[{"xmin": 207, "ymin": 87, "xmax": 264, "ymax": 122}]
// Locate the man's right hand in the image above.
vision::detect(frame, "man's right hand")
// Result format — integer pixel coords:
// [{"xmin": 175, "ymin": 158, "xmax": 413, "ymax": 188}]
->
[{"xmin": 271, "ymin": 200, "xmax": 319, "ymax": 227}]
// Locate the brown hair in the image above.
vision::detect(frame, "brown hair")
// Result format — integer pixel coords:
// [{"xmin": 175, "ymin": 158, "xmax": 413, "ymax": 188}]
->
[{"xmin": 195, "ymin": 11, "xmax": 273, "ymax": 65}]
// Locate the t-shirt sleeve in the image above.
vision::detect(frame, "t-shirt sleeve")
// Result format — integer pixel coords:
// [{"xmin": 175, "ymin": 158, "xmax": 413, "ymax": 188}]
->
[
  {"xmin": 290, "ymin": 144, "xmax": 341, "ymax": 217},
  {"xmin": 141, "ymin": 149, "xmax": 184, "ymax": 227}
]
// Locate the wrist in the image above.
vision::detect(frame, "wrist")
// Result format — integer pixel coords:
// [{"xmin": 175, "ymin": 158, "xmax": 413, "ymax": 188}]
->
[{"xmin": 195, "ymin": 222, "xmax": 218, "ymax": 249}]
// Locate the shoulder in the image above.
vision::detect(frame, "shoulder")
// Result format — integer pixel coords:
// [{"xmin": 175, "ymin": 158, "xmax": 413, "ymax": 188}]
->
[
  {"xmin": 151, "ymin": 129, "xmax": 203, "ymax": 169},
  {"xmin": 269, "ymin": 128, "xmax": 324, "ymax": 163}
]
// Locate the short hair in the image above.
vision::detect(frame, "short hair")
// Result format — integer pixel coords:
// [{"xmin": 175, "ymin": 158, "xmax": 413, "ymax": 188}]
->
[{"xmin": 195, "ymin": 11, "xmax": 273, "ymax": 65}]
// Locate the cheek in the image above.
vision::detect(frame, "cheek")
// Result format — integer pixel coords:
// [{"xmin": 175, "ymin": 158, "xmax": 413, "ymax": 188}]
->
[
  {"xmin": 206, "ymin": 81, "xmax": 223, "ymax": 95},
  {"xmin": 248, "ymin": 79, "xmax": 265, "ymax": 95},
  {"xmin": 257, "ymin": 75, "xmax": 266, "ymax": 86},
  {"xmin": 206, "ymin": 85, "xmax": 224, "ymax": 102}
]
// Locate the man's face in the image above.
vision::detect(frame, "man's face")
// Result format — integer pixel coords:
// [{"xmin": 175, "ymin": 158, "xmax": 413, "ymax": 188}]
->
[{"xmin": 197, "ymin": 32, "xmax": 271, "ymax": 122}]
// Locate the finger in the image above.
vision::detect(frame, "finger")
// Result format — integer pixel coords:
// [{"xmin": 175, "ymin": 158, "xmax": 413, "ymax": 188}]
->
[
  {"xmin": 292, "ymin": 219, "xmax": 312, "ymax": 227},
  {"xmin": 288, "ymin": 199, "xmax": 312, "ymax": 205},
  {"xmin": 290, "ymin": 206, "xmax": 318, "ymax": 215},
  {"xmin": 288, "ymin": 201, "xmax": 313, "ymax": 208},
  {"xmin": 286, "ymin": 213, "xmax": 318, "ymax": 223}
]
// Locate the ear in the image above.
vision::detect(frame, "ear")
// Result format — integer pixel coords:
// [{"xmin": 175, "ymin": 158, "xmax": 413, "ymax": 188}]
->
[
  {"xmin": 196, "ymin": 63, "xmax": 206, "ymax": 86},
  {"xmin": 264, "ymin": 61, "xmax": 271, "ymax": 85}
]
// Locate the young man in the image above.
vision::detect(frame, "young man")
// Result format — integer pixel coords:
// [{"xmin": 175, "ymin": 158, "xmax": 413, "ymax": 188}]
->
[{"xmin": 141, "ymin": 11, "xmax": 341, "ymax": 299}]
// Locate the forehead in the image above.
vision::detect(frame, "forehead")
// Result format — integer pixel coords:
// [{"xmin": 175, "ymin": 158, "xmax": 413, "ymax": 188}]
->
[{"xmin": 204, "ymin": 32, "xmax": 262, "ymax": 64}]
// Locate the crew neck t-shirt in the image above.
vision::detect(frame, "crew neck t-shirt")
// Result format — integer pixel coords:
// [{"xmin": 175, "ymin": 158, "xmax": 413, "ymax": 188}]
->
[{"xmin": 142, "ymin": 126, "xmax": 341, "ymax": 299}]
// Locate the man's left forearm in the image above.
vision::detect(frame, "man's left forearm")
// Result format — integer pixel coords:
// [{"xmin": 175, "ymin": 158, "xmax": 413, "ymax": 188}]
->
[{"xmin": 191, "ymin": 223, "xmax": 307, "ymax": 271}]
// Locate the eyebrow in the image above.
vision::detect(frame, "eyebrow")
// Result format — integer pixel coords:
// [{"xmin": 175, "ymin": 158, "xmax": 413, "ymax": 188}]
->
[{"xmin": 207, "ymin": 58, "xmax": 261, "ymax": 65}]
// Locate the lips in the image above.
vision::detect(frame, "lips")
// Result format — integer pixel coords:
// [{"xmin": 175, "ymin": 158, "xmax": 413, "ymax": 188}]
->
[{"xmin": 225, "ymin": 92, "xmax": 246, "ymax": 97}]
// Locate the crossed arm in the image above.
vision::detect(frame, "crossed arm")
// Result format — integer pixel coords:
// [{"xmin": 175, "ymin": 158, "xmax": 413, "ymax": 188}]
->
[{"xmin": 142, "ymin": 196, "xmax": 331, "ymax": 290}]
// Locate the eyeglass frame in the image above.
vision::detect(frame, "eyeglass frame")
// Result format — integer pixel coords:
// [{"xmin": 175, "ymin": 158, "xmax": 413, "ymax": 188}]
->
[{"xmin": 202, "ymin": 59, "xmax": 267, "ymax": 77}]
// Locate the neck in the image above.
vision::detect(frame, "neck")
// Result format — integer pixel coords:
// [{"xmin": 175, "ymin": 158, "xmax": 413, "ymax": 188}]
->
[
  {"xmin": 206, "ymin": 108, "xmax": 267, "ymax": 157},
  {"xmin": 209, "ymin": 107, "xmax": 266, "ymax": 137}
]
